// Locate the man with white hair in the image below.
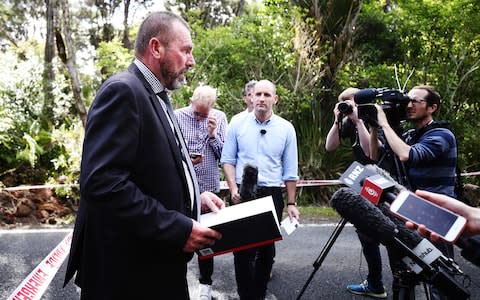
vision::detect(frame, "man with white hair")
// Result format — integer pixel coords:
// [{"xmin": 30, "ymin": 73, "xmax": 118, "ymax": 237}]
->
[{"xmin": 175, "ymin": 85, "xmax": 228, "ymax": 300}]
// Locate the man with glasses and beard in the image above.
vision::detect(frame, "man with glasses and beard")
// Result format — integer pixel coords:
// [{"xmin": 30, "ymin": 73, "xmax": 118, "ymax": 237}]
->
[{"xmin": 372, "ymin": 85, "xmax": 458, "ymax": 300}]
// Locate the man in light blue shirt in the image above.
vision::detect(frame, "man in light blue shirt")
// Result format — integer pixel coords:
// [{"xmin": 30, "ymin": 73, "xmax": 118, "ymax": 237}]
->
[{"xmin": 221, "ymin": 79, "xmax": 300, "ymax": 300}]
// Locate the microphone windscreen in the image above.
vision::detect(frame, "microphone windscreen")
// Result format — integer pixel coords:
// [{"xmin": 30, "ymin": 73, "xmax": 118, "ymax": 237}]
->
[
  {"xmin": 239, "ymin": 164, "xmax": 258, "ymax": 201},
  {"xmin": 330, "ymin": 187, "xmax": 397, "ymax": 244},
  {"xmin": 353, "ymin": 88, "xmax": 378, "ymax": 104},
  {"xmin": 377, "ymin": 203, "xmax": 423, "ymax": 249}
]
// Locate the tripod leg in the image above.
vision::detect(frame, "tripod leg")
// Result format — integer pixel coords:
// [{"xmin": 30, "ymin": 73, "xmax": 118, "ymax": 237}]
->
[
  {"xmin": 296, "ymin": 218, "xmax": 347, "ymax": 300},
  {"xmin": 422, "ymin": 282, "xmax": 432, "ymax": 300}
]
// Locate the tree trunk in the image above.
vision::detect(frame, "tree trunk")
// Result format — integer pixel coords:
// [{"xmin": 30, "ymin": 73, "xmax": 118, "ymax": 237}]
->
[
  {"xmin": 122, "ymin": 0, "xmax": 132, "ymax": 49},
  {"xmin": 42, "ymin": 0, "xmax": 55, "ymax": 130},
  {"xmin": 56, "ymin": 0, "xmax": 87, "ymax": 127}
]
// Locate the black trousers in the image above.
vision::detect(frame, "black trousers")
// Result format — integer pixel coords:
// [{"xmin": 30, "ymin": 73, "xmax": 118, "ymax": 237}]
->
[{"xmin": 233, "ymin": 186, "xmax": 283, "ymax": 300}]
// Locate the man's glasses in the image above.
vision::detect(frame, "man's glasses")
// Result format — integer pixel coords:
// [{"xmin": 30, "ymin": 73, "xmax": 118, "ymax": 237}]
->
[
  {"xmin": 409, "ymin": 98, "xmax": 427, "ymax": 105},
  {"xmin": 193, "ymin": 111, "xmax": 209, "ymax": 119}
]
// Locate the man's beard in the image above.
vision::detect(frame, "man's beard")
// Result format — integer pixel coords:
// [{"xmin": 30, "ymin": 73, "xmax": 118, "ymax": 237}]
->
[
  {"xmin": 160, "ymin": 61, "xmax": 188, "ymax": 90},
  {"xmin": 255, "ymin": 106, "xmax": 268, "ymax": 116}
]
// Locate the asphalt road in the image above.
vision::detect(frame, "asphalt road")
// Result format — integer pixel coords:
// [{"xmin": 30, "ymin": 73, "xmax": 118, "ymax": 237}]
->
[{"xmin": 1, "ymin": 222, "xmax": 479, "ymax": 300}]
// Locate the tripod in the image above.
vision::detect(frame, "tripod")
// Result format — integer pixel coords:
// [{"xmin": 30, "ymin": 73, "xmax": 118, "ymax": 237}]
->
[
  {"xmin": 296, "ymin": 134, "xmax": 436, "ymax": 299},
  {"xmin": 296, "ymin": 218, "xmax": 347, "ymax": 300}
]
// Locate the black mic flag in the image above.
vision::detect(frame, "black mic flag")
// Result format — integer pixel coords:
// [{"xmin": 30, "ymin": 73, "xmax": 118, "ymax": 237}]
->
[{"xmin": 239, "ymin": 163, "xmax": 258, "ymax": 201}]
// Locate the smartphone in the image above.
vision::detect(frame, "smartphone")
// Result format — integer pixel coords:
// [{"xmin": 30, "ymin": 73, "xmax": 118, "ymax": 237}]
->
[
  {"xmin": 390, "ymin": 190, "xmax": 466, "ymax": 243},
  {"xmin": 189, "ymin": 152, "xmax": 203, "ymax": 159}
]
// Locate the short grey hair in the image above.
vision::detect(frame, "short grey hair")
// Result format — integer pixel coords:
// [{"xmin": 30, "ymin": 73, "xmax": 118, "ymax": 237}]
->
[
  {"xmin": 244, "ymin": 80, "xmax": 257, "ymax": 96},
  {"xmin": 134, "ymin": 11, "xmax": 189, "ymax": 56}
]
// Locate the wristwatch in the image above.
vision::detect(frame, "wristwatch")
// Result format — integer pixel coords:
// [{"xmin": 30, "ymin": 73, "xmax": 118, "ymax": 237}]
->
[{"xmin": 287, "ymin": 202, "xmax": 297, "ymax": 206}]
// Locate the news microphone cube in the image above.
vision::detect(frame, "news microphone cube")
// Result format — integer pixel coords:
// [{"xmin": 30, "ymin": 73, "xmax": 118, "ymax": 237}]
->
[
  {"xmin": 339, "ymin": 161, "xmax": 377, "ymax": 193},
  {"xmin": 360, "ymin": 174, "xmax": 395, "ymax": 205}
]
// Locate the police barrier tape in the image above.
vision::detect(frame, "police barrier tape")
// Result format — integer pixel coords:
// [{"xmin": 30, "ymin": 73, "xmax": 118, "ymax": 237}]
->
[
  {"xmin": 3, "ymin": 170, "xmax": 479, "ymax": 192},
  {"xmin": 4, "ymin": 179, "xmax": 341, "ymax": 299},
  {"xmin": 1, "ymin": 180, "xmax": 343, "ymax": 192},
  {"xmin": 7, "ymin": 231, "xmax": 73, "ymax": 300},
  {"xmin": 5, "ymin": 173, "xmax": 479, "ymax": 298},
  {"xmin": 218, "ymin": 179, "xmax": 342, "ymax": 190}
]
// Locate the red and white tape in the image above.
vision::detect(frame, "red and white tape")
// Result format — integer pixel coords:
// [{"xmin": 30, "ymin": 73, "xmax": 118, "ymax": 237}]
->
[
  {"xmin": 219, "ymin": 179, "xmax": 341, "ymax": 190},
  {"xmin": 8, "ymin": 231, "xmax": 73, "ymax": 300},
  {"xmin": 3, "ymin": 170, "xmax": 480, "ymax": 193}
]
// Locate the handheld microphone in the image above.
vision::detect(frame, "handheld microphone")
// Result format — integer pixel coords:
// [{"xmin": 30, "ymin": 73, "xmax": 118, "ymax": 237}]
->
[
  {"xmin": 330, "ymin": 187, "xmax": 470, "ymax": 299},
  {"xmin": 239, "ymin": 163, "xmax": 258, "ymax": 201},
  {"xmin": 260, "ymin": 129, "xmax": 267, "ymax": 135}
]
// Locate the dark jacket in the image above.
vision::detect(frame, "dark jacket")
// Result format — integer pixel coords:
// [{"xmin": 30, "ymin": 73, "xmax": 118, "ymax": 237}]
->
[{"xmin": 64, "ymin": 64, "xmax": 198, "ymax": 299}]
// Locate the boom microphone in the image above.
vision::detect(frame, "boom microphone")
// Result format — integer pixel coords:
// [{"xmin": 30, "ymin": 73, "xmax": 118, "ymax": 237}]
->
[
  {"xmin": 330, "ymin": 188, "xmax": 470, "ymax": 299},
  {"xmin": 239, "ymin": 163, "xmax": 258, "ymax": 201}
]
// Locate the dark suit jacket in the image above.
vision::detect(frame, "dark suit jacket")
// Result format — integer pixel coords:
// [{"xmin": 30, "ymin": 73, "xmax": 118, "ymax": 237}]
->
[{"xmin": 64, "ymin": 64, "xmax": 197, "ymax": 299}]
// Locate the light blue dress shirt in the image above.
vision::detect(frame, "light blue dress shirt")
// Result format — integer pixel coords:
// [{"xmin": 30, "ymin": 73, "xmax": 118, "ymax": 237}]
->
[{"xmin": 221, "ymin": 112, "xmax": 299, "ymax": 187}]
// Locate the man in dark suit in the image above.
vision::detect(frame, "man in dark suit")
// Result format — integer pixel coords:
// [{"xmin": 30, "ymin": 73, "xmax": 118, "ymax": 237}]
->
[{"xmin": 64, "ymin": 11, "xmax": 224, "ymax": 300}]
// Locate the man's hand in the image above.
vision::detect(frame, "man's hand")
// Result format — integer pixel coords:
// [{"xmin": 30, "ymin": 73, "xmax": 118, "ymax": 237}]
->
[
  {"xmin": 333, "ymin": 102, "xmax": 341, "ymax": 119},
  {"xmin": 191, "ymin": 155, "xmax": 203, "ymax": 165},
  {"xmin": 207, "ymin": 115, "xmax": 217, "ymax": 138},
  {"xmin": 343, "ymin": 99, "xmax": 360, "ymax": 123},
  {"xmin": 375, "ymin": 104, "xmax": 389, "ymax": 128},
  {"xmin": 183, "ymin": 220, "xmax": 222, "ymax": 252},
  {"xmin": 287, "ymin": 205, "xmax": 300, "ymax": 220},
  {"xmin": 230, "ymin": 189, "xmax": 241, "ymax": 204},
  {"xmin": 200, "ymin": 191, "xmax": 225, "ymax": 213}
]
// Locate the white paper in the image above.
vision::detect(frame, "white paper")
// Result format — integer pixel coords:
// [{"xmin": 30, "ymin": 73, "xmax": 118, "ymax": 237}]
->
[{"xmin": 281, "ymin": 217, "xmax": 299, "ymax": 235}]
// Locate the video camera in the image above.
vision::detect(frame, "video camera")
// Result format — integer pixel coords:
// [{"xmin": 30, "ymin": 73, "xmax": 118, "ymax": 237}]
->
[{"xmin": 354, "ymin": 88, "xmax": 410, "ymax": 128}]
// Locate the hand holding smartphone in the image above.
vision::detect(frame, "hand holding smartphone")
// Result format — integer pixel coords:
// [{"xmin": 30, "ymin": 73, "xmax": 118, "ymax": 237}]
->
[
  {"xmin": 189, "ymin": 152, "xmax": 203, "ymax": 159},
  {"xmin": 390, "ymin": 190, "xmax": 467, "ymax": 243}
]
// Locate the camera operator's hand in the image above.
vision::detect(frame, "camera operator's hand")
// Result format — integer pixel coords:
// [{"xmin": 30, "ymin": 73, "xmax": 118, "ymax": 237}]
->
[
  {"xmin": 375, "ymin": 104, "xmax": 389, "ymax": 128},
  {"xmin": 406, "ymin": 190, "xmax": 480, "ymax": 242},
  {"xmin": 333, "ymin": 102, "xmax": 342, "ymax": 120},
  {"xmin": 374, "ymin": 104, "xmax": 411, "ymax": 161},
  {"xmin": 343, "ymin": 99, "xmax": 359, "ymax": 121}
]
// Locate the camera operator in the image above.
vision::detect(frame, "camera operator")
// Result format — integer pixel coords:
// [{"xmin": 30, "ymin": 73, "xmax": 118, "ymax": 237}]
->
[
  {"xmin": 372, "ymin": 85, "xmax": 458, "ymax": 300},
  {"xmin": 325, "ymin": 88, "xmax": 388, "ymax": 298},
  {"xmin": 326, "ymin": 88, "xmax": 372, "ymax": 160}
]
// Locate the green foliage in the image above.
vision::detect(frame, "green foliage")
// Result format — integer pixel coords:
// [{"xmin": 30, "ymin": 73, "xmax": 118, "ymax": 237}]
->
[
  {"xmin": 95, "ymin": 39, "xmax": 134, "ymax": 80},
  {"xmin": 171, "ymin": 0, "xmax": 325, "ymax": 142},
  {"xmin": 0, "ymin": 41, "xmax": 82, "ymax": 185},
  {"xmin": 1, "ymin": 0, "xmax": 479, "ymax": 203}
]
